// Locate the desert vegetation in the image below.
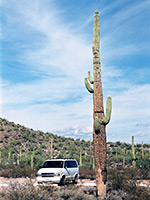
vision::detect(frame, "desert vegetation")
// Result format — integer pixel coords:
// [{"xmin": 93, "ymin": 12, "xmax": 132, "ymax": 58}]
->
[
  {"xmin": 0, "ymin": 117, "xmax": 149, "ymax": 173},
  {"xmin": 0, "ymin": 169, "xmax": 150, "ymax": 200},
  {"xmin": 0, "ymin": 118, "xmax": 150, "ymax": 199}
]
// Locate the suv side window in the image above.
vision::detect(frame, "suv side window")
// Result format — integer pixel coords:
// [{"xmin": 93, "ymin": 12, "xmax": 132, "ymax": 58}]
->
[
  {"xmin": 71, "ymin": 161, "xmax": 77, "ymax": 168},
  {"xmin": 64, "ymin": 161, "xmax": 69, "ymax": 168},
  {"xmin": 64, "ymin": 160, "xmax": 77, "ymax": 168}
]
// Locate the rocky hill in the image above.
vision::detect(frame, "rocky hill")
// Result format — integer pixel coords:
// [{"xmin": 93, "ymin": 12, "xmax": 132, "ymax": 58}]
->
[{"xmin": 0, "ymin": 117, "xmax": 150, "ymax": 169}]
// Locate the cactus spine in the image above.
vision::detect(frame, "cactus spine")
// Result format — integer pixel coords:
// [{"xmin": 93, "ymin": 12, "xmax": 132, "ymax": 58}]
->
[
  {"xmin": 84, "ymin": 11, "xmax": 112, "ymax": 197},
  {"xmin": 132, "ymin": 136, "xmax": 136, "ymax": 169}
]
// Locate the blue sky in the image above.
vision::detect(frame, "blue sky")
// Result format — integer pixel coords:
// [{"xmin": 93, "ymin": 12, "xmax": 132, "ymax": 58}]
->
[{"xmin": 0, "ymin": 0, "xmax": 150, "ymax": 144}]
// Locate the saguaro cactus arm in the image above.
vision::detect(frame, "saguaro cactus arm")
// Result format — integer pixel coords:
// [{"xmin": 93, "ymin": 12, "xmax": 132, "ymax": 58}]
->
[
  {"xmin": 85, "ymin": 78, "xmax": 94, "ymax": 93},
  {"xmin": 102, "ymin": 96, "xmax": 112, "ymax": 125},
  {"xmin": 88, "ymin": 71, "xmax": 94, "ymax": 84}
]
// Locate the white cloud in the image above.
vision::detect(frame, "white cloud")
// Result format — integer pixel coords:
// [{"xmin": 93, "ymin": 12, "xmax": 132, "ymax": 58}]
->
[
  {"xmin": 1, "ymin": 0, "xmax": 150, "ymax": 143},
  {"xmin": 106, "ymin": 84, "xmax": 150, "ymax": 143}
]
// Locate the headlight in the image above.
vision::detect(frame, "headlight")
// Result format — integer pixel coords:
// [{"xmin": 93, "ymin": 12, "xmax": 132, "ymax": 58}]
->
[
  {"xmin": 36, "ymin": 172, "xmax": 41, "ymax": 176},
  {"xmin": 55, "ymin": 172, "xmax": 61, "ymax": 176}
]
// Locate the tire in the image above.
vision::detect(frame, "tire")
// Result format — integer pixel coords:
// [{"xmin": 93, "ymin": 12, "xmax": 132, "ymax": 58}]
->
[
  {"xmin": 59, "ymin": 176, "xmax": 65, "ymax": 186},
  {"xmin": 72, "ymin": 175, "xmax": 78, "ymax": 184}
]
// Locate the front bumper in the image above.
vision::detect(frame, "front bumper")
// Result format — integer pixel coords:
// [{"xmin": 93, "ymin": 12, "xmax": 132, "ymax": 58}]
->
[{"xmin": 37, "ymin": 176, "xmax": 61, "ymax": 184}]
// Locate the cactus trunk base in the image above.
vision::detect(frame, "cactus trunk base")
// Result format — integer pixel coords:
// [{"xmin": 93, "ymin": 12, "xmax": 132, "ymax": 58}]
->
[
  {"xmin": 96, "ymin": 168, "xmax": 106, "ymax": 197},
  {"xmin": 132, "ymin": 160, "xmax": 136, "ymax": 169}
]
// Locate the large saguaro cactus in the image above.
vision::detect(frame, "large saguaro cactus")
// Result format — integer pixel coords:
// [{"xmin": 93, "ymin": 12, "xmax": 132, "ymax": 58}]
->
[{"xmin": 85, "ymin": 11, "xmax": 112, "ymax": 197}]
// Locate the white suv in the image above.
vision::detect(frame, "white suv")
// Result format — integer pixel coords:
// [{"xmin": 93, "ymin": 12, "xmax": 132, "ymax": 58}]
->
[{"xmin": 36, "ymin": 159, "xmax": 79, "ymax": 185}]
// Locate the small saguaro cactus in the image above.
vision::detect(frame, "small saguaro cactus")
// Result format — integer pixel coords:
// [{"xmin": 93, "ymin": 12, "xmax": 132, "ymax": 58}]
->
[
  {"xmin": 8, "ymin": 149, "xmax": 11, "ymax": 160},
  {"xmin": 132, "ymin": 136, "xmax": 136, "ymax": 169},
  {"xmin": 121, "ymin": 149, "xmax": 126, "ymax": 168},
  {"xmin": 84, "ymin": 11, "xmax": 112, "ymax": 197},
  {"xmin": 31, "ymin": 153, "xmax": 34, "ymax": 170},
  {"xmin": 90, "ymin": 138, "xmax": 92, "ymax": 169},
  {"xmin": 51, "ymin": 138, "xmax": 53, "ymax": 159},
  {"xmin": 17, "ymin": 155, "xmax": 20, "ymax": 166},
  {"xmin": 19, "ymin": 148, "xmax": 22, "ymax": 159},
  {"xmin": 80, "ymin": 151, "xmax": 82, "ymax": 167},
  {"xmin": 141, "ymin": 141, "xmax": 144, "ymax": 159},
  {"xmin": 93, "ymin": 156, "xmax": 95, "ymax": 170},
  {"xmin": 0, "ymin": 151, "xmax": 1, "ymax": 164}
]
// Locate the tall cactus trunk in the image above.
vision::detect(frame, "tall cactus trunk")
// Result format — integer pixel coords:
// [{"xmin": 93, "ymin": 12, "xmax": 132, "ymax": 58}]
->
[
  {"xmin": 85, "ymin": 11, "xmax": 112, "ymax": 197},
  {"xmin": 93, "ymin": 11, "xmax": 106, "ymax": 197}
]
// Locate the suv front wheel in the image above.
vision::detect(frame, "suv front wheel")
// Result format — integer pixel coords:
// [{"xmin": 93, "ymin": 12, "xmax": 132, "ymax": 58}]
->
[{"xmin": 59, "ymin": 176, "xmax": 65, "ymax": 186}]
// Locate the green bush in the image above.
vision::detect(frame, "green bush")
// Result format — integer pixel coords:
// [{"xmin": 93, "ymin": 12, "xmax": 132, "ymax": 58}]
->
[{"xmin": 40, "ymin": 144, "xmax": 46, "ymax": 149}]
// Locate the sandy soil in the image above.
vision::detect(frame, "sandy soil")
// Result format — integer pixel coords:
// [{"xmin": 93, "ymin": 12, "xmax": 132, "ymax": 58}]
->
[{"xmin": 0, "ymin": 177, "xmax": 149, "ymax": 191}]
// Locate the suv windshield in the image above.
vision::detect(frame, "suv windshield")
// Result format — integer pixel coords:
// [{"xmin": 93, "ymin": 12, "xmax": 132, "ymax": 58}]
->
[{"xmin": 42, "ymin": 161, "xmax": 63, "ymax": 168}]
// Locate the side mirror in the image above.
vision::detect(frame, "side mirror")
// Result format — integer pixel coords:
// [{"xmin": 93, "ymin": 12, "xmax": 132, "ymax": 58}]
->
[{"xmin": 39, "ymin": 166, "xmax": 42, "ymax": 169}]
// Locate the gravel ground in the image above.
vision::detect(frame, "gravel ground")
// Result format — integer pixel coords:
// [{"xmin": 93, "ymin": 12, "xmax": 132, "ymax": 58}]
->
[{"xmin": 0, "ymin": 177, "xmax": 149, "ymax": 191}]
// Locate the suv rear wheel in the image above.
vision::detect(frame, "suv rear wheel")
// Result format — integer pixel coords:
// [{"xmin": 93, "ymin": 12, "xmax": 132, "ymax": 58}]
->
[{"xmin": 72, "ymin": 174, "xmax": 78, "ymax": 184}]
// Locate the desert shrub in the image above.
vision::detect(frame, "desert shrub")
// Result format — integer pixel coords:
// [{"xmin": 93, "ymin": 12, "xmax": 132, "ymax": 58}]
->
[
  {"xmin": 136, "ymin": 159, "xmax": 150, "ymax": 169},
  {"xmin": 1, "ymin": 180, "xmax": 97, "ymax": 200},
  {"xmin": 23, "ymin": 135, "xmax": 30, "ymax": 140},
  {"xmin": 35, "ymin": 148, "xmax": 43, "ymax": 155},
  {"xmin": 50, "ymin": 187, "xmax": 96, "ymax": 200},
  {"xmin": 40, "ymin": 144, "xmax": 46, "ymax": 149},
  {"xmin": 10, "ymin": 122, "xmax": 15, "ymax": 127},
  {"xmin": 32, "ymin": 132, "xmax": 37, "ymax": 138},
  {"xmin": 13, "ymin": 127, "xmax": 19, "ymax": 131},
  {"xmin": 107, "ymin": 168, "xmax": 150, "ymax": 200},
  {"xmin": 0, "ymin": 167, "xmax": 36, "ymax": 178},
  {"xmin": 79, "ymin": 169, "xmax": 95, "ymax": 180},
  {"xmin": 108, "ymin": 169, "xmax": 126, "ymax": 190},
  {"xmin": 0, "ymin": 180, "xmax": 52, "ymax": 200},
  {"xmin": 106, "ymin": 189, "xmax": 129, "ymax": 200}
]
